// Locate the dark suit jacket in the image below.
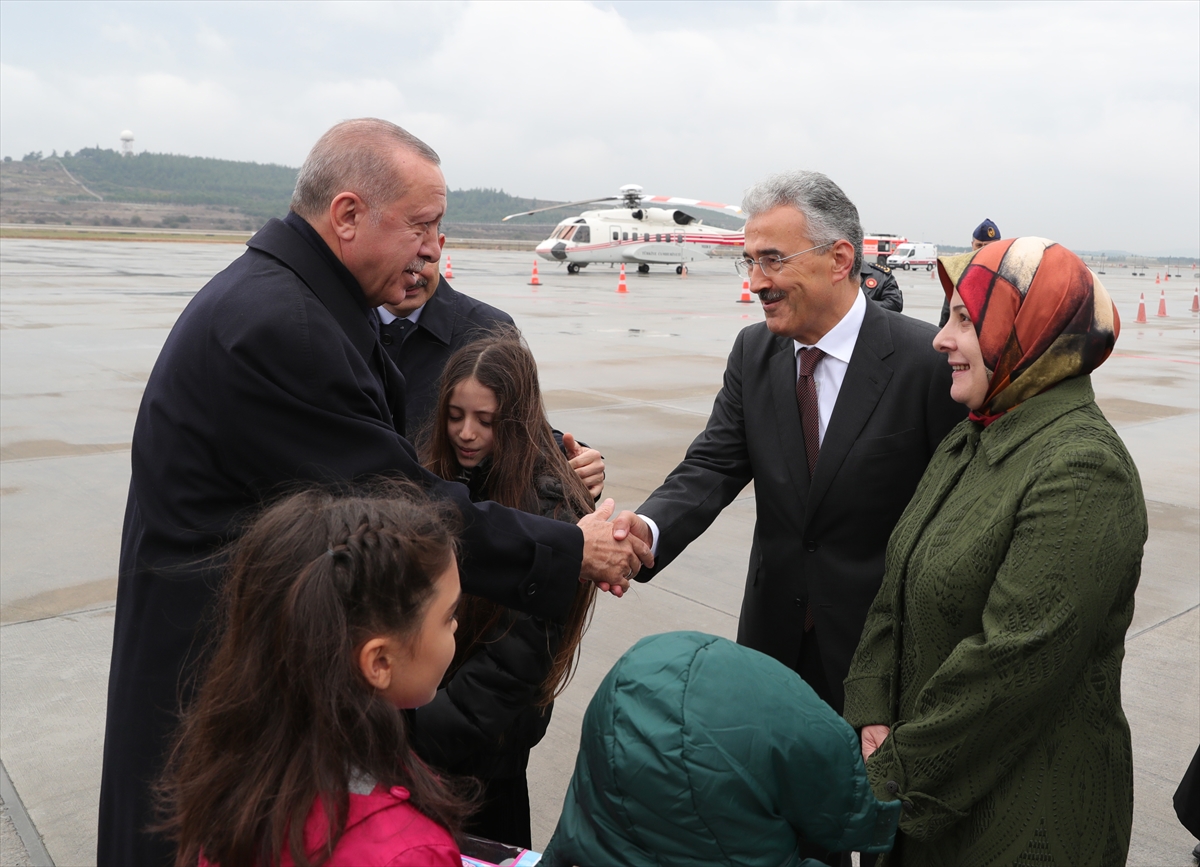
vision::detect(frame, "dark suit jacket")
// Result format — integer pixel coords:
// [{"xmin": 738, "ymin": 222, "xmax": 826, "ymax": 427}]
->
[
  {"xmin": 379, "ymin": 278, "xmax": 514, "ymax": 438},
  {"xmin": 636, "ymin": 299, "xmax": 964, "ymax": 713},
  {"xmin": 97, "ymin": 215, "xmax": 582, "ymax": 867}
]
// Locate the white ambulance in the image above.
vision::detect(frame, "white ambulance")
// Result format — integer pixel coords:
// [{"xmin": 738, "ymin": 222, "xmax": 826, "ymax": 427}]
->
[{"xmin": 887, "ymin": 243, "xmax": 938, "ymax": 271}]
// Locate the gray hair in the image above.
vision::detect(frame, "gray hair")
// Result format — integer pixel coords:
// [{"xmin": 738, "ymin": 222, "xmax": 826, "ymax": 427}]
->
[
  {"xmin": 742, "ymin": 170, "xmax": 863, "ymax": 276},
  {"xmin": 291, "ymin": 118, "xmax": 441, "ymax": 222}
]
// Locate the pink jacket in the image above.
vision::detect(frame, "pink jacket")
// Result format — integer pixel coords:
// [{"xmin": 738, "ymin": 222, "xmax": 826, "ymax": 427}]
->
[{"xmin": 201, "ymin": 785, "xmax": 461, "ymax": 867}]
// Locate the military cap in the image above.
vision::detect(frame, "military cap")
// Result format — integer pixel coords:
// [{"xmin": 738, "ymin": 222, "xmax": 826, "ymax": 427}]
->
[{"xmin": 973, "ymin": 219, "xmax": 1000, "ymax": 243}]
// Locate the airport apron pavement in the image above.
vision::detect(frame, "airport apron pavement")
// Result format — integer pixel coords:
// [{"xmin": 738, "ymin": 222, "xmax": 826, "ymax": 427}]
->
[{"xmin": 1, "ymin": 239, "xmax": 1196, "ymax": 865}]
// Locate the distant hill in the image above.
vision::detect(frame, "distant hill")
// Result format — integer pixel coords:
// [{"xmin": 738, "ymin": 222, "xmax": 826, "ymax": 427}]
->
[
  {"xmin": 1, "ymin": 148, "xmax": 743, "ymax": 236},
  {"xmin": 59, "ymin": 150, "xmax": 568, "ymax": 224},
  {"xmin": 59, "ymin": 148, "xmax": 297, "ymax": 219},
  {"xmin": 446, "ymin": 188, "xmax": 563, "ymax": 224}
]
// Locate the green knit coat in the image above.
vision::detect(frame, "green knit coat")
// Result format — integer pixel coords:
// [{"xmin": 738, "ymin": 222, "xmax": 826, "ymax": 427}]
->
[{"xmin": 843, "ymin": 375, "xmax": 1146, "ymax": 867}]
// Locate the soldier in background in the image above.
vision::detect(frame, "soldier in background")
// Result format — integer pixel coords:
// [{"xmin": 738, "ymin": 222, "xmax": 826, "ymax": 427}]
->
[
  {"xmin": 940, "ymin": 218, "xmax": 1001, "ymax": 325},
  {"xmin": 860, "ymin": 262, "xmax": 903, "ymax": 312}
]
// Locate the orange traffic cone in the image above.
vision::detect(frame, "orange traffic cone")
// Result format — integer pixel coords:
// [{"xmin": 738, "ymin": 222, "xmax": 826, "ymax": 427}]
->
[
  {"xmin": 1165, "ymin": 270, "xmax": 1170, "ymax": 282},
  {"xmin": 529, "ymin": 260, "xmax": 541, "ymax": 286},
  {"xmin": 617, "ymin": 263, "xmax": 628, "ymax": 294},
  {"xmin": 679, "ymin": 264, "xmax": 688, "ymax": 278},
  {"xmin": 1155, "ymin": 273, "xmax": 1160, "ymax": 284},
  {"xmin": 1135, "ymin": 293, "xmax": 1147, "ymax": 323},
  {"xmin": 445, "ymin": 255, "xmax": 453, "ymax": 280},
  {"xmin": 1156, "ymin": 289, "xmax": 1168, "ymax": 317},
  {"xmin": 737, "ymin": 278, "xmax": 753, "ymax": 303},
  {"xmin": 1191, "ymin": 286, "xmax": 1199, "ymax": 313}
]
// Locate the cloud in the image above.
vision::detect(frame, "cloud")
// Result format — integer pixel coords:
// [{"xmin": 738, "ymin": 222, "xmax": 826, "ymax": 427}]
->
[
  {"xmin": 0, "ymin": 0, "xmax": 1196, "ymax": 254},
  {"xmin": 194, "ymin": 24, "xmax": 231, "ymax": 55}
]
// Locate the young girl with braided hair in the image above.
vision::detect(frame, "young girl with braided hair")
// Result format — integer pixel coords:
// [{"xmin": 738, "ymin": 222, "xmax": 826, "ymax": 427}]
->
[
  {"xmin": 158, "ymin": 483, "xmax": 468, "ymax": 867},
  {"xmin": 414, "ymin": 328, "xmax": 597, "ymax": 848}
]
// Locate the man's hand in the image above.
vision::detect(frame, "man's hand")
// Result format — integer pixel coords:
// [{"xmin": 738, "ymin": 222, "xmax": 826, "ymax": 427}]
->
[
  {"xmin": 611, "ymin": 510, "xmax": 653, "ymax": 549},
  {"xmin": 577, "ymin": 499, "xmax": 654, "ymax": 597},
  {"xmin": 861, "ymin": 724, "xmax": 890, "ymax": 764},
  {"xmin": 563, "ymin": 432, "xmax": 605, "ymax": 499}
]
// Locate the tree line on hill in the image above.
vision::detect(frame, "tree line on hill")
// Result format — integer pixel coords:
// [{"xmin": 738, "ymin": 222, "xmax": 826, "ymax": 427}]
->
[{"xmin": 4, "ymin": 148, "xmax": 565, "ymax": 225}]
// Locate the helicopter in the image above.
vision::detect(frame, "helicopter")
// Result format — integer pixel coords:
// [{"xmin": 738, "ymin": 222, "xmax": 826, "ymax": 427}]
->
[{"xmin": 503, "ymin": 184, "xmax": 746, "ymax": 274}]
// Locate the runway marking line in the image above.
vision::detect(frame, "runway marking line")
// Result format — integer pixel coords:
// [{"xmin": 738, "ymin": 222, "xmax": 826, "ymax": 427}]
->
[{"xmin": 1111, "ymin": 352, "xmax": 1200, "ymax": 366}]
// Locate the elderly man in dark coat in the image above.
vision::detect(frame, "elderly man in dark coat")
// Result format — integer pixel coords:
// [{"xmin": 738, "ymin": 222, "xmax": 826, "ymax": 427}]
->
[
  {"xmin": 377, "ymin": 231, "xmax": 605, "ymax": 495},
  {"xmin": 376, "ymin": 231, "xmax": 514, "ymax": 434},
  {"xmin": 97, "ymin": 119, "xmax": 648, "ymax": 867}
]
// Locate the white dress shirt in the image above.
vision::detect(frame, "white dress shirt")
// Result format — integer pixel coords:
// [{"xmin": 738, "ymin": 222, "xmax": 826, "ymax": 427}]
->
[
  {"xmin": 793, "ymin": 288, "xmax": 867, "ymax": 447},
  {"xmin": 376, "ymin": 303, "xmax": 425, "ymax": 326},
  {"xmin": 641, "ymin": 290, "xmax": 869, "ymax": 556}
]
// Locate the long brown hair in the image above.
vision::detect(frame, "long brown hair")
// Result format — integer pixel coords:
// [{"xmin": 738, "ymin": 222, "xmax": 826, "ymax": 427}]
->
[
  {"xmin": 424, "ymin": 327, "xmax": 596, "ymax": 705},
  {"xmin": 157, "ymin": 482, "xmax": 470, "ymax": 867}
]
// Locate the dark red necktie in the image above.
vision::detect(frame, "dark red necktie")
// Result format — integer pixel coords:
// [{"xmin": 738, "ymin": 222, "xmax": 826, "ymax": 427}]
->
[
  {"xmin": 796, "ymin": 347, "xmax": 825, "ymax": 480},
  {"xmin": 796, "ymin": 347, "xmax": 825, "ymax": 633}
]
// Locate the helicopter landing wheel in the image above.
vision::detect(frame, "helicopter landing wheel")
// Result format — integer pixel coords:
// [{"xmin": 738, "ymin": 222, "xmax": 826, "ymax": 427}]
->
[
  {"xmin": 567, "ymin": 263, "xmax": 580, "ymax": 274},
  {"xmin": 926, "ymin": 263, "xmax": 934, "ymax": 271},
  {"xmin": 637, "ymin": 263, "xmax": 650, "ymax": 274},
  {"xmin": 676, "ymin": 265, "xmax": 684, "ymax": 275}
]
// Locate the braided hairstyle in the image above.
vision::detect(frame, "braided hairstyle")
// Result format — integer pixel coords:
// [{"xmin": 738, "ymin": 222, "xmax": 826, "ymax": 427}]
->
[{"xmin": 158, "ymin": 481, "xmax": 468, "ymax": 867}]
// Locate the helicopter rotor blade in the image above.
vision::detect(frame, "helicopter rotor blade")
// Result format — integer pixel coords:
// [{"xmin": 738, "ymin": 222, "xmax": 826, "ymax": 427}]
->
[
  {"xmin": 638, "ymin": 195, "xmax": 744, "ymax": 220},
  {"xmin": 501, "ymin": 197, "xmax": 620, "ymax": 221}
]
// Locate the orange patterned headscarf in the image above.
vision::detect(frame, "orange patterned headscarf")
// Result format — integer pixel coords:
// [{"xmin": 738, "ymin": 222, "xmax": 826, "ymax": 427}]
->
[{"xmin": 937, "ymin": 238, "xmax": 1119, "ymax": 420}]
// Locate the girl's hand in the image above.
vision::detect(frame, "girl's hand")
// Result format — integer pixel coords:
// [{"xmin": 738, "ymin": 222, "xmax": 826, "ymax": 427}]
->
[{"xmin": 861, "ymin": 724, "xmax": 890, "ymax": 763}]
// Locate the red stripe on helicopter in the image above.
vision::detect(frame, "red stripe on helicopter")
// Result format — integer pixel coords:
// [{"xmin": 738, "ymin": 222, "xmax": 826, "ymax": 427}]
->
[{"xmin": 554, "ymin": 235, "xmax": 745, "ymax": 255}]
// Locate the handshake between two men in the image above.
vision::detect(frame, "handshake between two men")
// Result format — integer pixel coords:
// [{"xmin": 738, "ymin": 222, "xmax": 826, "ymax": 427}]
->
[{"xmin": 575, "ymin": 505, "xmax": 655, "ymax": 597}]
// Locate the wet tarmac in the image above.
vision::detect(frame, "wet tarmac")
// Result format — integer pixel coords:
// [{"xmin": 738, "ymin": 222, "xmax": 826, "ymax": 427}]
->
[{"xmin": 1, "ymin": 239, "xmax": 1197, "ymax": 865}]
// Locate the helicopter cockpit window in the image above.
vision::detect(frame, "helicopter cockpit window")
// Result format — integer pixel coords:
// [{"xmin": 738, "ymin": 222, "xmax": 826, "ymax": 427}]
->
[{"xmin": 574, "ymin": 226, "xmax": 590, "ymax": 244}]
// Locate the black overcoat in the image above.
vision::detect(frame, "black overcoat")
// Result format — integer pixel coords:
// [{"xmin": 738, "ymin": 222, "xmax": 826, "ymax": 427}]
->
[
  {"xmin": 635, "ymin": 299, "xmax": 965, "ymax": 713},
  {"xmin": 97, "ymin": 216, "xmax": 582, "ymax": 866}
]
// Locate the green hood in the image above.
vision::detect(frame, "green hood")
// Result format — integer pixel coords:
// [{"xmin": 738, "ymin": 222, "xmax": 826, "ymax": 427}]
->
[{"xmin": 542, "ymin": 631, "xmax": 898, "ymax": 866}]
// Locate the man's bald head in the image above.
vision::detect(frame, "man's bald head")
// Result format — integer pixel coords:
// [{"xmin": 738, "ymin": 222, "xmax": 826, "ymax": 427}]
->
[{"xmin": 290, "ymin": 118, "xmax": 441, "ymax": 222}]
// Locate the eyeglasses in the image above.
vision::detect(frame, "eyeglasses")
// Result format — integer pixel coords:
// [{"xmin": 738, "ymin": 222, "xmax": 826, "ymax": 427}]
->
[{"xmin": 735, "ymin": 242, "xmax": 832, "ymax": 277}]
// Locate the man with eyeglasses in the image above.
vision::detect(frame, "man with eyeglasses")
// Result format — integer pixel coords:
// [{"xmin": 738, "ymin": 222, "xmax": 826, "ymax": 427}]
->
[{"xmin": 613, "ymin": 170, "xmax": 963, "ymax": 865}]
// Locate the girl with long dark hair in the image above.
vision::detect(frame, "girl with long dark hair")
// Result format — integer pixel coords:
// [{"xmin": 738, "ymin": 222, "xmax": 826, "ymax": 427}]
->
[
  {"xmin": 158, "ymin": 484, "xmax": 468, "ymax": 867},
  {"xmin": 415, "ymin": 327, "xmax": 597, "ymax": 848}
]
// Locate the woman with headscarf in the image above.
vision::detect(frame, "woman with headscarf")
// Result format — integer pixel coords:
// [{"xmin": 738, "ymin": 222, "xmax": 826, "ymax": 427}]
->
[{"xmin": 843, "ymin": 238, "xmax": 1147, "ymax": 866}]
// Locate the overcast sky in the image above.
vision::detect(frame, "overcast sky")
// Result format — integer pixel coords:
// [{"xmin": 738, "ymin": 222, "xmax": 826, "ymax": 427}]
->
[{"xmin": 2, "ymin": 0, "xmax": 1197, "ymax": 255}]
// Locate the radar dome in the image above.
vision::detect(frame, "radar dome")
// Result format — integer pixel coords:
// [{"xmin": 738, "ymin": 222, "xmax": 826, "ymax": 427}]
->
[{"xmin": 120, "ymin": 131, "xmax": 135, "ymax": 141}]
